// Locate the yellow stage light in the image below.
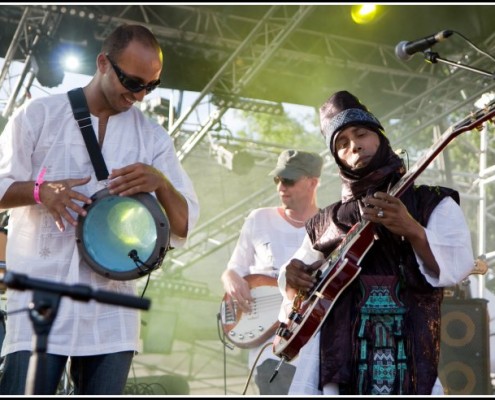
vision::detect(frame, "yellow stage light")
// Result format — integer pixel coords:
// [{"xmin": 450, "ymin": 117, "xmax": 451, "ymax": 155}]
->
[{"xmin": 351, "ymin": 4, "xmax": 378, "ymax": 25}]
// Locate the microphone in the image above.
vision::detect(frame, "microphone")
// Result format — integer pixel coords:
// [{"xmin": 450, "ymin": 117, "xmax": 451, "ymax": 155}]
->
[
  {"xmin": 395, "ymin": 30, "xmax": 453, "ymax": 61},
  {"xmin": 128, "ymin": 249, "xmax": 138, "ymax": 261}
]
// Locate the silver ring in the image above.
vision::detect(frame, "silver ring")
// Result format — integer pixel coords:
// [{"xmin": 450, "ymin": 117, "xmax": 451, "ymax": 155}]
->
[{"xmin": 377, "ymin": 210, "xmax": 384, "ymax": 218}]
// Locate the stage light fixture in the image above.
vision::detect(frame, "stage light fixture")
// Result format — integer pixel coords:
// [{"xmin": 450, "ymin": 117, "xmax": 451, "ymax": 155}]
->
[
  {"xmin": 211, "ymin": 93, "xmax": 284, "ymax": 116},
  {"xmin": 140, "ymin": 97, "xmax": 175, "ymax": 127},
  {"xmin": 62, "ymin": 55, "xmax": 80, "ymax": 71},
  {"xmin": 211, "ymin": 142, "xmax": 255, "ymax": 175},
  {"xmin": 31, "ymin": 36, "xmax": 65, "ymax": 88},
  {"xmin": 351, "ymin": 4, "xmax": 378, "ymax": 25}
]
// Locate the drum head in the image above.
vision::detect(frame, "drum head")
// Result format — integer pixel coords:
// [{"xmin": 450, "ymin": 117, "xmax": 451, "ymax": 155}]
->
[{"xmin": 76, "ymin": 188, "xmax": 170, "ymax": 281}]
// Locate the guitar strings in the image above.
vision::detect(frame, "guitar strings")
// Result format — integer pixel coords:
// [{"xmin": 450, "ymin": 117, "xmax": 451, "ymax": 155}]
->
[
  {"xmin": 243, "ymin": 295, "xmax": 282, "ymax": 308},
  {"xmin": 234, "ymin": 294, "xmax": 284, "ymax": 314}
]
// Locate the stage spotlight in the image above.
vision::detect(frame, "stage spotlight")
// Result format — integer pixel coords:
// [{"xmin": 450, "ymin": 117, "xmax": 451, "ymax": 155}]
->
[
  {"xmin": 62, "ymin": 54, "xmax": 80, "ymax": 71},
  {"xmin": 56, "ymin": 38, "xmax": 90, "ymax": 74},
  {"xmin": 31, "ymin": 36, "xmax": 65, "ymax": 88},
  {"xmin": 211, "ymin": 142, "xmax": 255, "ymax": 175},
  {"xmin": 351, "ymin": 4, "xmax": 378, "ymax": 25}
]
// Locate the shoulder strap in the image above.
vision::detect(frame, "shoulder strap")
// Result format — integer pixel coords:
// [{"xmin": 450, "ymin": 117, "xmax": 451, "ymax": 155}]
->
[{"xmin": 67, "ymin": 88, "xmax": 109, "ymax": 181}]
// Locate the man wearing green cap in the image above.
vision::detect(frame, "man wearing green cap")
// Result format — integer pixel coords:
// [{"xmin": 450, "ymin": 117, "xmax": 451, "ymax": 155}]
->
[{"xmin": 221, "ymin": 149, "xmax": 323, "ymax": 395}]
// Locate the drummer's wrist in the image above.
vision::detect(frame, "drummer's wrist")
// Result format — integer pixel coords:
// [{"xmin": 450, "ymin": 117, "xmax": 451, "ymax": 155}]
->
[{"xmin": 34, "ymin": 167, "xmax": 47, "ymax": 204}]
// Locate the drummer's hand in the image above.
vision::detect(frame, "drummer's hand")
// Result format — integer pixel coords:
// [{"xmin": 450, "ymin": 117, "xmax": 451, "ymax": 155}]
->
[
  {"xmin": 108, "ymin": 163, "xmax": 164, "ymax": 196},
  {"xmin": 39, "ymin": 177, "xmax": 92, "ymax": 232}
]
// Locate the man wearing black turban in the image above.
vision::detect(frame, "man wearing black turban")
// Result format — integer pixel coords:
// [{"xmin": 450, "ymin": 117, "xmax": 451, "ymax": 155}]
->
[{"xmin": 277, "ymin": 91, "xmax": 475, "ymax": 395}]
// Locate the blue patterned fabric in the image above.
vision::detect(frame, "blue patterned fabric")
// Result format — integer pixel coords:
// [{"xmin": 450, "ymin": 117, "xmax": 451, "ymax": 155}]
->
[{"xmin": 356, "ymin": 278, "xmax": 407, "ymax": 395}]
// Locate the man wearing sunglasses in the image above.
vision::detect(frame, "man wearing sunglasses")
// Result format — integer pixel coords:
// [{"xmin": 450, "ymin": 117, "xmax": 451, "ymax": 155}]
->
[
  {"xmin": 221, "ymin": 149, "xmax": 323, "ymax": 395},
  {"xmin": 0, "ymin": 24, "xmax": 199, "ymax": 395}
]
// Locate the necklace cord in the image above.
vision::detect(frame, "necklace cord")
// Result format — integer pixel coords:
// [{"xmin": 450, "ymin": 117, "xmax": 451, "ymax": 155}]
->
[{"xmin": 284, "ymin": 209, "xmax": 305, "ymax": 224}]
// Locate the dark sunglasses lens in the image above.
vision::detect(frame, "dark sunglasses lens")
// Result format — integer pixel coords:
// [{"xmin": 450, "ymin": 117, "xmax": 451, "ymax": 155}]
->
[
  {"xmin": 108, "ymin": 54, "xmax": 159, "ymax": 94},
  {"xmin": 121, "ymin": 77, "xmax": 144, "ymax": 93},
  {"xmin": 274, "ymin": 177, "xmax": 296, "ymax": 186},
  {"xmin": 145, "ymin": 81, "xmax": 160, "ymax": 93},
  {"xmin": 122, "ymin": 78, "xmax": 160, "ymax": 93}
]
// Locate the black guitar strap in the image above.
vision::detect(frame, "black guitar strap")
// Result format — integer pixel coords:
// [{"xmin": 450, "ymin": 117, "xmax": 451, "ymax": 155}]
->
[{"xmin": 67, "ymin": 87, "xmax": 109, "ymax": 181}]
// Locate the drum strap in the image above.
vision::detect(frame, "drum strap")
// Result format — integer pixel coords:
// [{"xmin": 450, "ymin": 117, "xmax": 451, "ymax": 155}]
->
[{"xmin": 67, "ymin": 88, "xmax": 109, "ymax": 181}]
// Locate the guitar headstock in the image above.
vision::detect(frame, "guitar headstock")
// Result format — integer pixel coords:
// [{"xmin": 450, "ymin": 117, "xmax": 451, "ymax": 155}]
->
[{"xmin": 457, "ymin": 98, "xmax": 495, "ymax": 134}]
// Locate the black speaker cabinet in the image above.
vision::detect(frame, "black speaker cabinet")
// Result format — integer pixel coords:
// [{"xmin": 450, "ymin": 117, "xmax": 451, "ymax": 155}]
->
[{"xmin": 438, "ymin": 298, "xmax": 491, "ymax": 395}]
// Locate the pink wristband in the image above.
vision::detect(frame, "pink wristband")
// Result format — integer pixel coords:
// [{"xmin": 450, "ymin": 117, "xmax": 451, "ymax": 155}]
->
[{"xmin": 34, "ymin": 167, "xmax": 47, "ymax": 204}]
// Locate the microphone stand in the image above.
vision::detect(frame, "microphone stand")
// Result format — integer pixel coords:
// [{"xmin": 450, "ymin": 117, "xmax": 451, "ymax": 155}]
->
[
  {"xmin": 423, "ymin": 50, "xmax": 495, "ymax": 79},
  {"xmin": 2, "ymin": 271, "xmax": 151, "ymax": 395}
]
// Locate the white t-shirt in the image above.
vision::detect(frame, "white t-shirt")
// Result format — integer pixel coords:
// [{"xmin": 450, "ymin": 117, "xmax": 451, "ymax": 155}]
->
[
  {"xmin": 227, "ymin": 206, "xmax": 307, "ymax": 371},
  {"xmin": 0, "ymin": 93, "xmax": 199, "ymax": 356}
]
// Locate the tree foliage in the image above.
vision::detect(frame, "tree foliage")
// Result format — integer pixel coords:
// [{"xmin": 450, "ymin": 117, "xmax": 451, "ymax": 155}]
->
[{"xmin": 231, "ymin": 107, "xmax": 324, "ymax": 152}]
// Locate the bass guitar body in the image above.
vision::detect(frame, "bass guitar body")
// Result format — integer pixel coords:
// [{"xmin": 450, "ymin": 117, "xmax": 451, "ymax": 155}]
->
[{"xmin": 220, "ymin": 274, "xmax": 282, "ymax": 349}]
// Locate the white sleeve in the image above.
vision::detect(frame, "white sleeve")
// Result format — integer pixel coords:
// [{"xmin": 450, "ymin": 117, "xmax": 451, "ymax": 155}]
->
[
  {"xmin": 226, "ymin": 214, "xmax": 254, "ymax": 278},
  {"xmin": 414, "ymin": 196, "xmax": 474, "ymax": 287},
  {"xmin": 154, "ymin": 130, "xmax": 199, "ymax": 249}
]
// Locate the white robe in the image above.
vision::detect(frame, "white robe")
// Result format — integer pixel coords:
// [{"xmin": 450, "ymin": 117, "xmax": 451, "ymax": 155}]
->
[{"xmin": 0, "ymin": 93, "xmax": 199, "ymax": 357}]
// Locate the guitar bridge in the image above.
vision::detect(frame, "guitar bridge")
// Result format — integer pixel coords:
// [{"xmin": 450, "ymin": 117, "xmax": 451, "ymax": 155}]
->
[{"xmin": 220, "ymin": 299, "xmax": 237, "ymax": 324}]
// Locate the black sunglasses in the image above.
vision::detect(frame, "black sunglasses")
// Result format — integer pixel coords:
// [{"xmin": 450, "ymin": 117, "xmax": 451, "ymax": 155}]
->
[
  {"xmin": 106, "ymin": 54, "xmax": 160, "ymax": 94},
  {"xmin": 273, "ymin": 176, "xmax": 297, "ymax": 187}
]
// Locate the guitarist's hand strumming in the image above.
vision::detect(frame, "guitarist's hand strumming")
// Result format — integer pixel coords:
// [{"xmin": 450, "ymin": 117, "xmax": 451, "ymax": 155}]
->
[{"xmin": 221, "ymin": 269, "xmax": 253, "ymax": 313}]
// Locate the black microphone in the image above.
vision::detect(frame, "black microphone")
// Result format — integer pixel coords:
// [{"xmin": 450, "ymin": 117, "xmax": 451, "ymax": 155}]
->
[
  {"xmin": 395, "ymin": 30, "xmax": 453, "ymax": 61},
  {"xmin": 128, "ymin": 249, "xmax": 138, "ymax": 261}
]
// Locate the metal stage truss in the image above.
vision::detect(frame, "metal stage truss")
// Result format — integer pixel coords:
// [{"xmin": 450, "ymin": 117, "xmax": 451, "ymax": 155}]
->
[{"xmin": 1, "ymin": 4, "xmax": 495, "ymax": 394}]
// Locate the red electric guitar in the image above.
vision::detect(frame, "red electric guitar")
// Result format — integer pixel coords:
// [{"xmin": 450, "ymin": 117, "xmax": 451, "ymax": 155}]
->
[{"xmin": 272, "ymin": 100, "xmax": 495, "ymax": 362}]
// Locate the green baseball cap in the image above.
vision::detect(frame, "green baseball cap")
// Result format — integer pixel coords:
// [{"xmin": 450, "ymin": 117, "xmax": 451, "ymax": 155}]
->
[{"xmin": 269, "ymin": 149, "xmax": 323, "ymax": 180}]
